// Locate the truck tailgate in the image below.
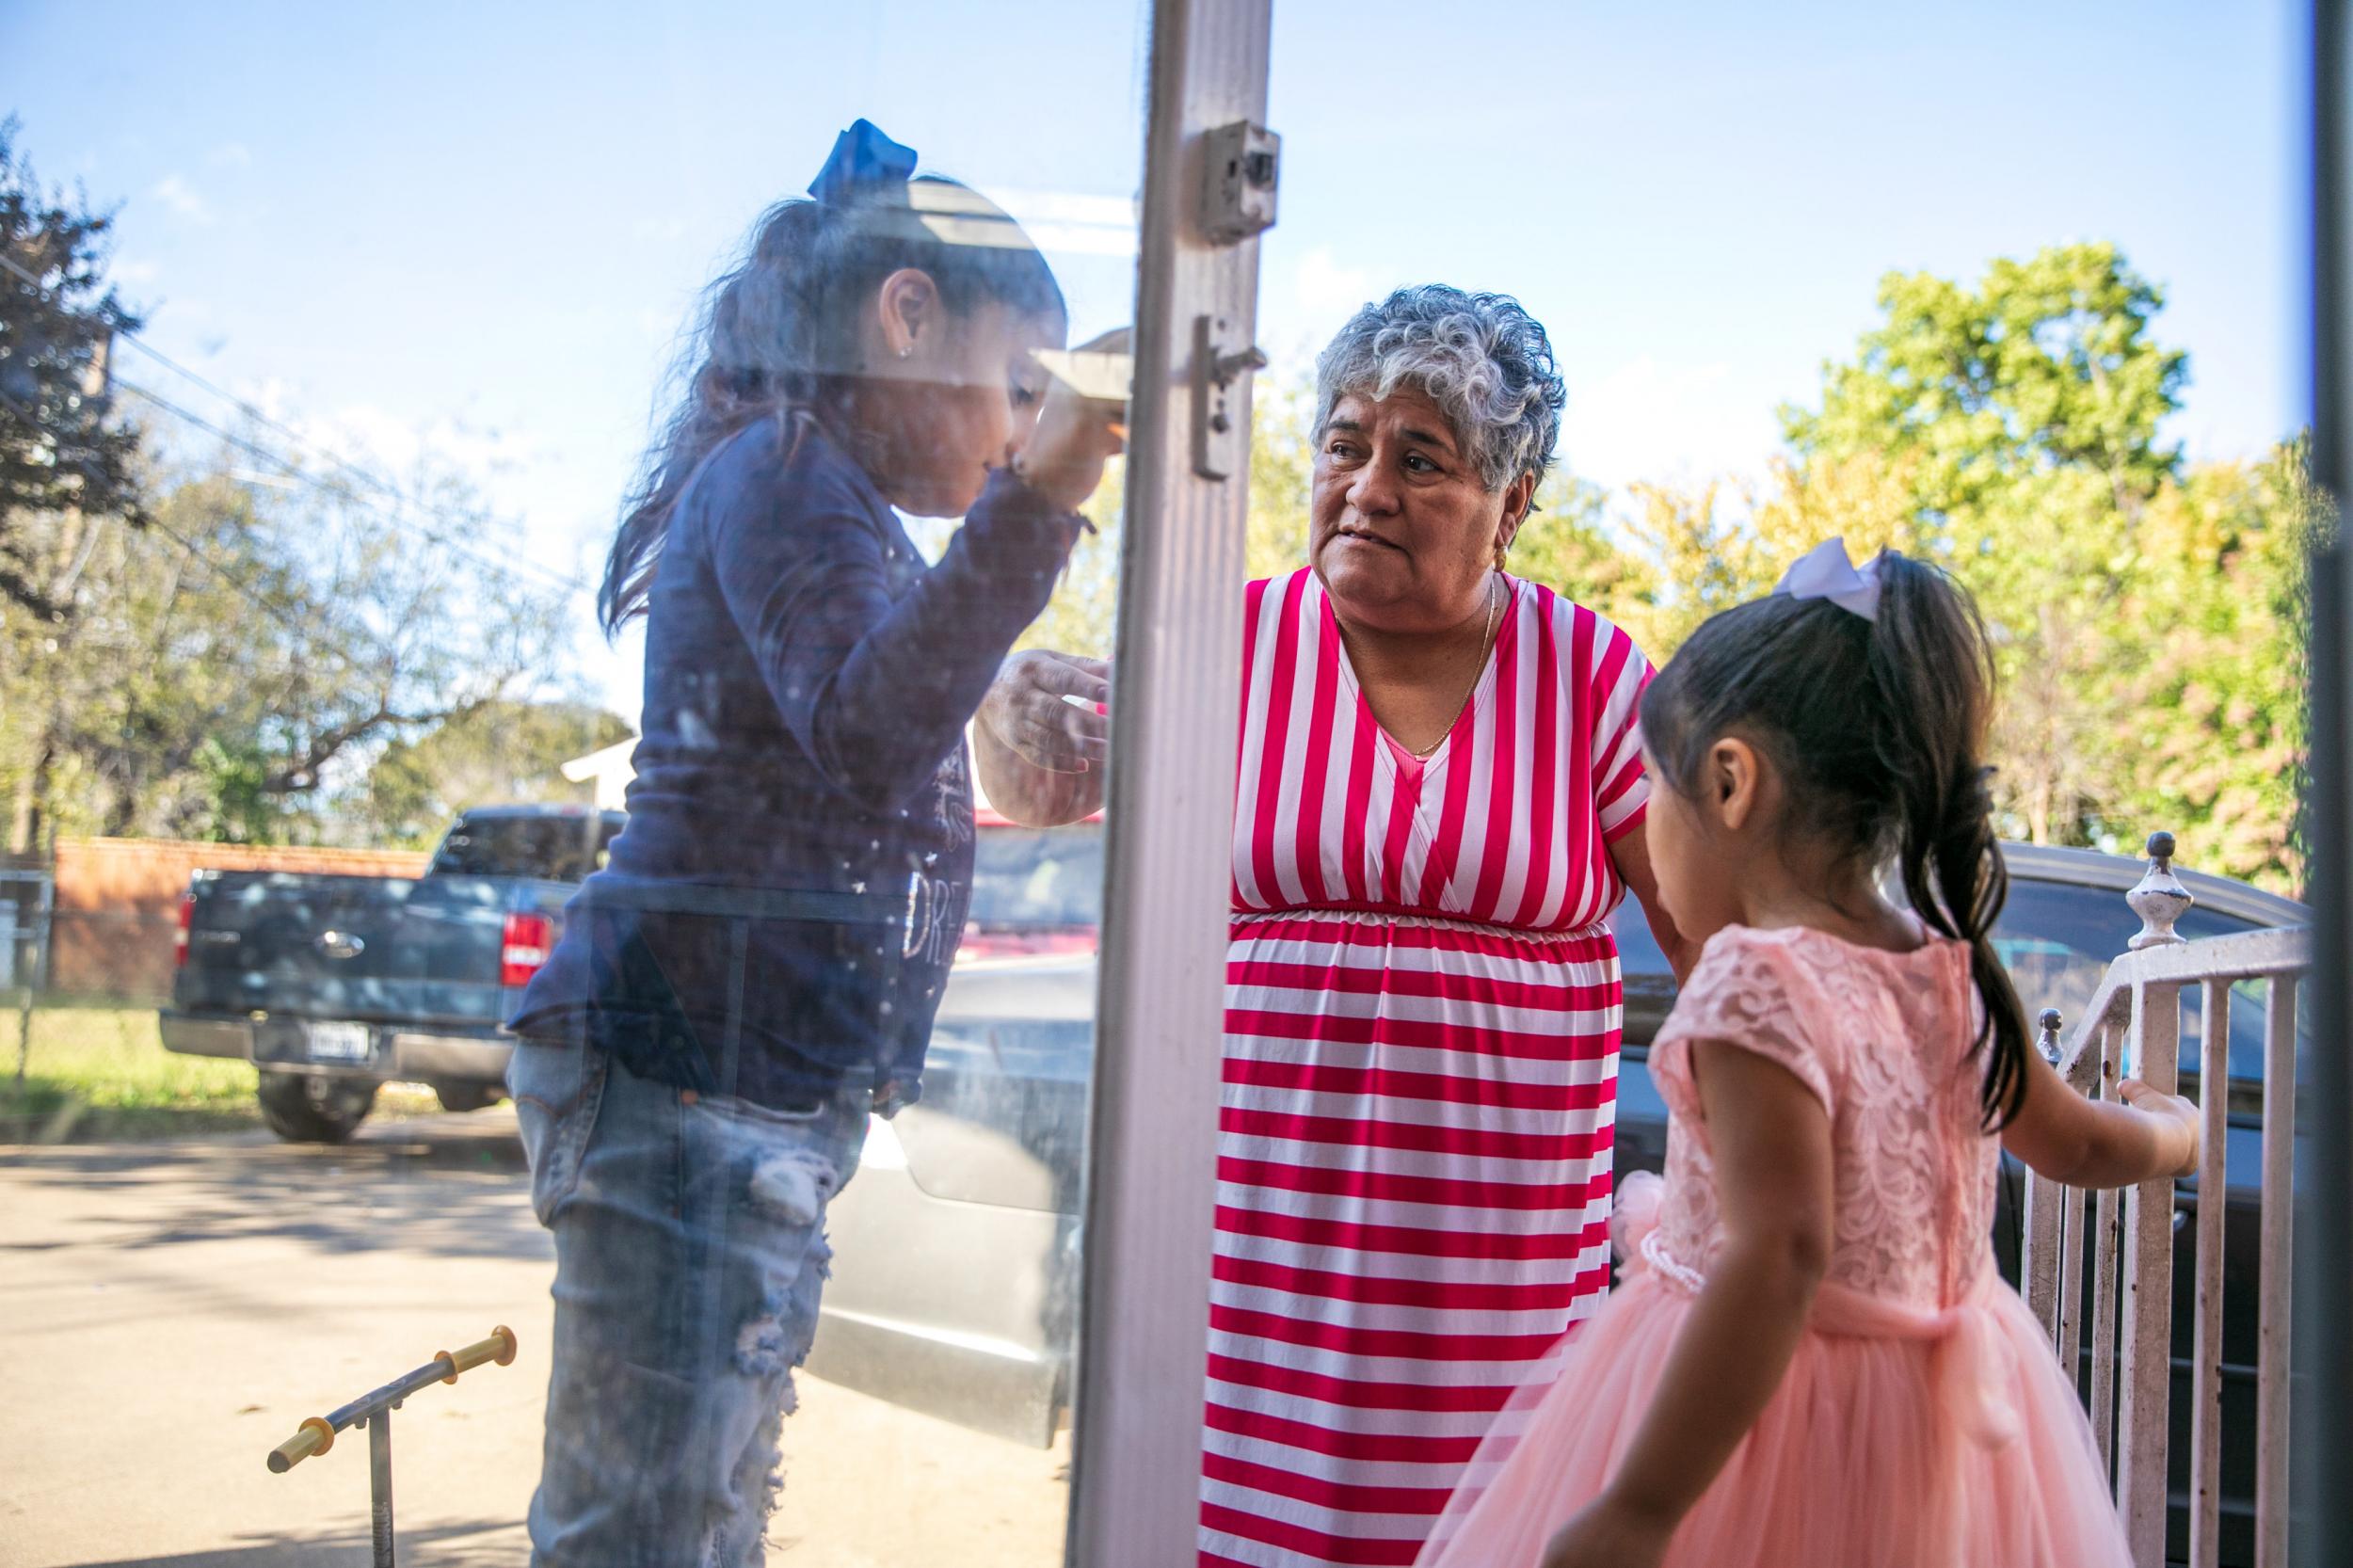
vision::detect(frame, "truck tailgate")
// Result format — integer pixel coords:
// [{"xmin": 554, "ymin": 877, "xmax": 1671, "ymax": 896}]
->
[{"xmin": 175, "ymin": 870, "xmax": 523, "ymax": 1029}]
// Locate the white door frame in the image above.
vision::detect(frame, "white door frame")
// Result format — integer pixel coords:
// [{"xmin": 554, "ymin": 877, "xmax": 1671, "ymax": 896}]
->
[{"xmin": 1066, "ymin": 0, "xmax": 1273, "ymax": 1560}]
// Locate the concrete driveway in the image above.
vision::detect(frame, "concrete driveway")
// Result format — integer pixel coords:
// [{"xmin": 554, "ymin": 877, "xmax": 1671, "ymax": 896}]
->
[{"xmin": 0, "ymin": 1109, "xmax": 1071, "ymax": 1567}]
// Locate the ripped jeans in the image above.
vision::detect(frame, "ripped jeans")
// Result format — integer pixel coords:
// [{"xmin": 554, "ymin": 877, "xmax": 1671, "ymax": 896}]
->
[{"xmin": 509, "ymin": 1034, "xmax": 870, "ymax": 1567}]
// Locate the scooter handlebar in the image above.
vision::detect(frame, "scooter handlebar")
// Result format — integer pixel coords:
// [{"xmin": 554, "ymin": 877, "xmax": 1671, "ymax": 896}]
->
[
  {"xmin": 263, "ymin": 1326, "xmax": 518, "ymax": 1473},
  {"xmin": 437, "ymin": 1324, "xmax": 519, "ymax": 1384},
  {"xmin": 266, "ymin": 1416, "xmax": 335, "ymax": 1474}
]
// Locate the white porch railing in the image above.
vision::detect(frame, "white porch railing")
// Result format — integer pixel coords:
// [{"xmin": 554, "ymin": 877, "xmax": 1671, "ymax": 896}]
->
[{"xmin": 2021, "ymin": 832, "xmax": 2311, "ymax": 1568}]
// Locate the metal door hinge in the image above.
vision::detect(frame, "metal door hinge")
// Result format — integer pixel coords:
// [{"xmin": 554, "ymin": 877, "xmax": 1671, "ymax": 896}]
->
[
  {"xmin": 1192, "ymin": 315, "xmax": 1267, "ymax": 482},
  {"xmin": 1200, "ymin": 121, "xmax": 1279, "ymax": 245}
]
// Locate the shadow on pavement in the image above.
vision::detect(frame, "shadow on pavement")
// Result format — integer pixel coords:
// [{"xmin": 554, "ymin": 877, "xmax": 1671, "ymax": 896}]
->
[
  {"xmin": 59, "ymin": 1517, "xmax": 525, "ymax": 1567},
  {"xmin": 0, "ymin": 1112, "xmax": 545, "ymax": 1266}
]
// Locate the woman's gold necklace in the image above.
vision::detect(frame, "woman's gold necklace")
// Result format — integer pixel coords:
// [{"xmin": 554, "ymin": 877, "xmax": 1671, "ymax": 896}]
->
[{"xmin": 1404, "ymin": 574, "xmax": 1505, "ymax": 760}]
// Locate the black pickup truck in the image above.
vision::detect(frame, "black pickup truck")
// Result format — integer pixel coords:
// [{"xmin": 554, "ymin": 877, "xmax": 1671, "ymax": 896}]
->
[{"xmin": 160, "ymin": 806, "xmax": 622, "ymax": 1142}]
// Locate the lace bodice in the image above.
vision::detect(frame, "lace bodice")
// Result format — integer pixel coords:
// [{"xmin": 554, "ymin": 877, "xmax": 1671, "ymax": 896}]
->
[{"xmin": 1645, "ymin": 923, "xmax": 1996, "ymax": 1311}]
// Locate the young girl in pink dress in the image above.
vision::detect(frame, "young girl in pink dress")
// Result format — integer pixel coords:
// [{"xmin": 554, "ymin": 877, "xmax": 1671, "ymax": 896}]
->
[{"xmin": 1417, "ymin": 540, "xmax": 2201, "ymax": 1568}]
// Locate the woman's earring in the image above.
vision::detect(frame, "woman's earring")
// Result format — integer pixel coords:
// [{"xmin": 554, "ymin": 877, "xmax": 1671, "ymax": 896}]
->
[{"xmin": 898, "ymin": 346, "xmax": 912, "ymax": 360}]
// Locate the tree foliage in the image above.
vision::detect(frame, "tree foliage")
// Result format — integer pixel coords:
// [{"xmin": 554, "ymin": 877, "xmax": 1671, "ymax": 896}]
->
[
  {"xmin": 0, "ymin": 123, "xmax": 604, "ymax": 853},
  {"xmin": 1765, "ymin": 243, "xmax": 2322, "ymax": 887},
  {"xmin": 1575, "ymin": 245, "xmax": 2320, "ymax": 890},
  {"xmin": 1, "ymin": 447, "xmax": 592, "ymax": 848},
  {"xmin": 0, "ymin": 118, "xmax": 146, "ymax": 621},
  {"xmin": 361, "ymin": 698, "xmax": 632, "ymax": 849}
]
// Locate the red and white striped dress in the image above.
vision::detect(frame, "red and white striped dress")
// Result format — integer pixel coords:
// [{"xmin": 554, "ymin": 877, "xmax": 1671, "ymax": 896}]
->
[{"xmin": 1201, "ymin": 568, "xmax": 1654, "ymax": 1568}]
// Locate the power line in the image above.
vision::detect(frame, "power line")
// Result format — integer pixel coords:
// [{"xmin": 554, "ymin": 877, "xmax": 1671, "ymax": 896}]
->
[
  {"xmin": 1, "ymin": 381, "xmax": 563, "ymax": 787},
  {"xmin": 0, "ymin": 381, "xmax": 386, "ymax": 680},
  {"xmin": 142, "ymin": 518, "xmax": 392, "ymax": 678},
  {"xmin": 111, "ymin": 332, "xmax": 586, "ymax": 595},
  {"xmin": 113, "ymin": 375, "xmax": 584, "ymax": 600},
  {"xmin": 2, "ymin": 248, "xmax": 587, "ymax": 597}
]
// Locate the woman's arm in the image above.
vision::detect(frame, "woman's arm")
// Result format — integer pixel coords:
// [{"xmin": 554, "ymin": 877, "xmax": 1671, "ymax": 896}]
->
[
  {"xmin": 1542, "ymin": 1043, "xmax": 1834, "ymax": 1568},
  {"xmin": 975, "ymin": 649, "xmax": 1110, "ymax": 826},
  {"xmin": 1999, "ymin": 1051, "xmax": 2199, "ymax": 1189},
  {"xmin": 1609, "ymin": 821, "xmax": 1697, "ymax": 984}
]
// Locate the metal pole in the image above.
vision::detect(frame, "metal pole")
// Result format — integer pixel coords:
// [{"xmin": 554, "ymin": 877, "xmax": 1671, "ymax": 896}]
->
[
  {"xmin": 368, "ymin": 1409, "xmax": 395, "ymax": 1568},
  {"xmin": 12, "ymin": 888, "xmax": 37, "ymax": 1088},
  {"xmin": 2299, "ymin": 3, "xmax": 2352, "ymax": 1562},
  {"xmin": 1065, "ymin": 0, "xmax": 1272, "ymax": 1561}
]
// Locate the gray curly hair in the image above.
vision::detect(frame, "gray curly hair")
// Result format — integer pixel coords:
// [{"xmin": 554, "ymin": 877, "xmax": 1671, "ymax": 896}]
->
[{"xmin": 1314, "ymin": 285, "xmax": 1565, "ymax": 491}]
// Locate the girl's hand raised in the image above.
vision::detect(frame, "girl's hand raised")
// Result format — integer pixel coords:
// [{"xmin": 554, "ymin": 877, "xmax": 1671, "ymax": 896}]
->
[
  {"xmin": 1014, "ymin": 327, "xmax": 1130, "ymax": 512},
  {"xmin": 1539, "ymin": 1495, "xmax": 1673, "ymax": 1568},
  {"xmin": 2118, "ymin": 1078, "xmax": 2201, "ymax": 1177}
]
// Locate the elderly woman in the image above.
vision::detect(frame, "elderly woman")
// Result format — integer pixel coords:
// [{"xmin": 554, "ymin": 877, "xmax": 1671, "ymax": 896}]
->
[{"xmin": 979, "ymin": 285, "xmax": 1689, "ymax": 1568}]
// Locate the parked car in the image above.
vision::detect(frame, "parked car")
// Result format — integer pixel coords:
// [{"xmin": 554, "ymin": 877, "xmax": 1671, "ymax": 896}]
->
[
  {"xmin": 808, "ymin": 839, "xmax": 2305, "ymax": 1567},
  {"xmin": 159, "ymin": 805, "xmax": 624, "ymax": 1141},
  {"xmin": 956, "ymin": 808, "xmax": 1104, "ymax": 964},
  {"xmin": 161, "ymin": 806, "xmax": 1101, "ymax": 1144}
]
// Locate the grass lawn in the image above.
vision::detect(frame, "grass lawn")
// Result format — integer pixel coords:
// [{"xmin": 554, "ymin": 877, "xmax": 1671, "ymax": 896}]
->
[{"xmin": 0, "ymin": 997, "xmax": 443, "ymax": 1142}]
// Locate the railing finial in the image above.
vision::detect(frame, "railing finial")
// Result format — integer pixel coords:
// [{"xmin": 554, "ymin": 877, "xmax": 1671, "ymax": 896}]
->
[
  {"xmin": 2126, "ymin": 830, "xmax": 2193, "ymax": 951},
  {"xmin": 2037, "ymin": 1008, "xmax": 2064, "ymax": 1064}
]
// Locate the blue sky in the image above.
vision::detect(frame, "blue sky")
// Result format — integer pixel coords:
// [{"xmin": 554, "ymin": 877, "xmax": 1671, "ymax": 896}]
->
[{"xmin": 1, "ymin": 0, "xmax": 2306, "ymax": 719}]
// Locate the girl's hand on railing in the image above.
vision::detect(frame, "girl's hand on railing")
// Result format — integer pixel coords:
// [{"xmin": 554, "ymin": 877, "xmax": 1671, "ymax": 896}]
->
[{"xmin": 2119, "ymin": 1079, "xmax": 2201, "ymax": 1177}]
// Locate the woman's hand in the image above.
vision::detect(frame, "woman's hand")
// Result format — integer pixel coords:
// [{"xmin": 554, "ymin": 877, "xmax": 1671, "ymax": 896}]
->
[
  {"xmin": 974, "ymin": 650, "xmax": 1109, "ymax": 828},
  {"xmin": 2119, "ymin": 1078, "xmax": 2201, "ymax": 1177},
  {"xmin": 1539, "ymin": 1495, "xmax": 1673, "ymax": 1568},
  {"xmin": 979, "ymin": 650, "xmax": 1109, "ymax": 775},
  {"xmin": 1016, "ymin": 327, "xmax": 1131, "ymax": 512}
]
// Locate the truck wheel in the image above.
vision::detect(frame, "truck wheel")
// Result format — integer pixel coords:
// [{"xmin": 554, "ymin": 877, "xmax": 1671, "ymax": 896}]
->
[
  {"xmin": 430, "ymin": 1080, "xmax": 504, "ymax": 1113},
  {"xmin": 256, "ymin": 1072, "xmax": 376, "ymax": 1144}
]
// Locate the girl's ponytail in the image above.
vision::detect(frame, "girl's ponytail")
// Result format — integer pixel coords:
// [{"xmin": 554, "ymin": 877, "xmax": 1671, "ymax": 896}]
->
[
  {"xmin": 1640, "ymin": 545, "xmax": 2032, "ymax": 1126},
  {"xmin": 1867, "ymin": 554, "xmax": 2032, "ymax": 1128},
  {"xmin": 599, "ymin": 200, "xmax": 836, "ymax": 633}
]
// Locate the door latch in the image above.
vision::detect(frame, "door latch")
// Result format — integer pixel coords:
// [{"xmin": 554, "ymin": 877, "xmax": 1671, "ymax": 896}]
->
[
  {"xmin": 1193, "ymin": 315, "xmax": 1267, "ymax": 482},
  {"xmin": 1200, "ymin": 121, "xmax": 1279, "ymax": 246}
]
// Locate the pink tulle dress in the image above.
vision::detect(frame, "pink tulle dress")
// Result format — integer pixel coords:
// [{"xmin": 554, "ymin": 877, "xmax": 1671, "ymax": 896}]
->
[{"xmin": 1417, "ymin": 924, "xmax": 2132, "ymax": 1568}]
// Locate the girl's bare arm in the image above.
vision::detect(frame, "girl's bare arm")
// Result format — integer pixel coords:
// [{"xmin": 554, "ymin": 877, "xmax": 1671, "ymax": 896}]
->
[
  {"xmin": 1999, "ymin": 1050, "xmax": 2199, "ymax": 1189},
  {"xmin": 1554, "ymin": 1042, "xmax": 1833, "ymax": 1560}
]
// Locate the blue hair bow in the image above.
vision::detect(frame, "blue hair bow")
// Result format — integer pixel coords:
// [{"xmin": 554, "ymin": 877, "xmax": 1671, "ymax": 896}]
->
[{"xmin": 808, "ymin": 119, "xmax": 918, "ymax": 207}]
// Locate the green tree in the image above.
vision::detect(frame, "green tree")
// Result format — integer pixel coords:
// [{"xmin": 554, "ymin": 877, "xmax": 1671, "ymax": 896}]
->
[
  {"xmin": 362, "ymin": 698, "xmax": 632, "ymax": 848},
  {"xmin": 1508, "ymin": 472, "xmax": 1643, "ymax": 616},
  {"xmin": 2097, "ymin": 443, "xmax": 2332, "ymax": 890},
  {"xmin": 0, "ymin": 446, "xmax": 582, "ymax": 847},
  {"xmin": 0, "ymin": 118, "xmax": 146, "ymax": 621},
  {"xmin": 1778, "ymin": 243, "xmax": 2189, "ymax": 850},
  {"xmin": 1784, "ymin": 242, "xmax": 2186, "ymax": 527}
]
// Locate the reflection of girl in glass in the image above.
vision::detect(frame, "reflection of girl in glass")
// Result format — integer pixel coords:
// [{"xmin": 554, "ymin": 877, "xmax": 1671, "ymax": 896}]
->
[{"xmin": 503, "ymin": 120, "xmax": 1121, "ymax": 1564}]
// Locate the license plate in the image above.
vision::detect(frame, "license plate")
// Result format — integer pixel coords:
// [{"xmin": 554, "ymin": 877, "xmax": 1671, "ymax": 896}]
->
[{"xmin": 308, "ymin": 1021, "xmax": 373, "ymax": 1063}]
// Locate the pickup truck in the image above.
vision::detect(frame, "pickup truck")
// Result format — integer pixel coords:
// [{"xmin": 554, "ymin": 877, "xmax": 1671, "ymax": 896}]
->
[
  {"xmin": 158, "ymin": 803, "xmax": 1094, "ymax": 1144},
  {"xmin": 160, "ymin": 805, "xmax": 622, "ymax": 1142}
]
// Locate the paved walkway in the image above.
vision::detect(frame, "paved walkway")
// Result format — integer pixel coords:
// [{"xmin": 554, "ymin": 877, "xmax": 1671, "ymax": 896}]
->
[{"xmin": 0, "ymin": 1111, "xmax": 1070, "ymax": 1567}]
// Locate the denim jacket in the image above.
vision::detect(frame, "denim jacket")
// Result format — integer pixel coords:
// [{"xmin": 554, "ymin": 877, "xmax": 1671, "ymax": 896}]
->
[{"xmin": 511, "ymin": 412, "xmax": 1080, "ymax": 1109}]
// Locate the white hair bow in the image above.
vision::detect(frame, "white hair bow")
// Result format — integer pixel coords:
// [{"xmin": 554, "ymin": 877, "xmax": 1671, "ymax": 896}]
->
[{"xmin": 1772, "ymin": 536, "xmax": 1883, "ymax": 622}]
